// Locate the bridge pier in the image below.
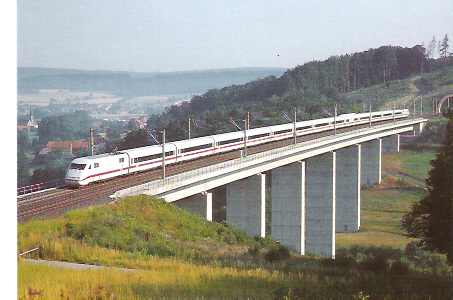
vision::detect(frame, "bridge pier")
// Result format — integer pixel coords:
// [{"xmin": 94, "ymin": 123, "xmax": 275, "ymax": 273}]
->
[
  {"xmin": 336, "ymin": 145, "xmax": 361, "ymax": 233},
  {"xmin": 305, "ymin": 152, "xmax": 336, "ymax": 258},
  {"xmin": 361, "ymin": 139, "xmax": 381, "ymax": 186},
  {"xmin": 413, "ymin": 123, "xmax": 425, "ymax": 136},
  {"xmin": 382, "ymin": 134, "xmax": 400, "ymax": 154},
  {"xmin": 271, "ymin": 162, "xmax": 306, "ymax": 254},
  {"xmin": 175, "ymin": 192, "xmax": 213, "ymax": 221},
  {"xmin": 226, "ymin": 174, "xmax": 266, "ymax": 237}
]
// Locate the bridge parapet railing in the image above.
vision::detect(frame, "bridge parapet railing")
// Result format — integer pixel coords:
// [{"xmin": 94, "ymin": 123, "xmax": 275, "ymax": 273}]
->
[
  {"xmin": 112, "ymin": 119, "xmax": 423, "ymax": 199},
  {"xmin": 17, "ymin": 179, "xmax": 65, "ymax": 196}
]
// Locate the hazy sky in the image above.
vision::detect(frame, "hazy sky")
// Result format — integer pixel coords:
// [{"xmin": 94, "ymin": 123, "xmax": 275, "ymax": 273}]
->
[{"xmin": 17, "ymin": 0, "xmax": 453, "ymax": 73}]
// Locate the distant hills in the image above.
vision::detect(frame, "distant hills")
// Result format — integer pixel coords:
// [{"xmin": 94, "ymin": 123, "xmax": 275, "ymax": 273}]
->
[{"xmin": 17, "ymin": 67, "xmax": 287, "ymax": 97}]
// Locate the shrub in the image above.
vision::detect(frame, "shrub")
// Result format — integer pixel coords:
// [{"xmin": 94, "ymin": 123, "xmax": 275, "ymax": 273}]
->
[
  {"xmin": 389, "ymin": 259, "xmax": 410, "ymax": 275},
  {"xmin": 404, "ymin": 241, "xmax": 452, "ymax": 274},
  {"xmin": 404, "ymin": 241, "xmax": 421, "ymax": 259},
  {"xmin": 416, "ymin": 251, "xmax": 451, "ymax": 275},
  {"xmin": 248, "ymin": 245, "xmax": 260, "ymax": 257},
  {"xmin": 264, "ymin": 244, "xmax": 291, "ymax": 263},
  {"xmin": 337, "ymin": 246, "xmax": 405, "ymax": 273},
  {"xmin": 334, "ymin": 248, "xmax": 357, "ymax": 268}
]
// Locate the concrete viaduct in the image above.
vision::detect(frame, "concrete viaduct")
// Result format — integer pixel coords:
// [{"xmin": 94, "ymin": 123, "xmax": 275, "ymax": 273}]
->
[{"xmin": 111, "ymin": 118, "xmax": 426, "ymax": 258}]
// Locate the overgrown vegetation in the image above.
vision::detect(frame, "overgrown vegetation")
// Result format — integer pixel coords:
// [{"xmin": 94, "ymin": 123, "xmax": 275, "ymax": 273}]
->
[
  {"xmin": 18, "ymin": 185, "xmax": 453, "ymax": 298},
  {"xmin": 418, "ymin": 116, "xmax": 449, "ymax": 144}
]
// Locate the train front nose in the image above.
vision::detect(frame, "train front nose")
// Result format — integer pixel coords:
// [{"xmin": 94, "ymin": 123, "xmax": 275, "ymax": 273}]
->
[
  {"xmin": 66, "ymin": 162, "xmax": 88, "ymax": 187},
  {"xmin": 65, "ymin": 170, "xmax": 82, "ymax": 187}
]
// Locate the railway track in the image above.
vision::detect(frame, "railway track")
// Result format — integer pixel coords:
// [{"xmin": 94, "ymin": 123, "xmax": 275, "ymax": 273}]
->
[{"xmin": 17, "ymin": 121, "xmax": 396, "ymax": 222}]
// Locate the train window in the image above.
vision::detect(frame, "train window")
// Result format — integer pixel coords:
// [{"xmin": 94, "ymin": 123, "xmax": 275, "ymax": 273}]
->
[
  {"xmin": 218, "ymin": 137, "xmax": 243, "ymax": 146},
  {"xmin": 94, "ymin": 163, "xmax": 99, "ymax": 168},
  {"xmin": 274, "ymin": 129, "xmax": 292, "ymax": 135},
  {"xmin": 133, "ymin": 151, "xmax": 175, "ymax": 164},
  {"xmin": 69, "ymin": 163, "xmax": 86, "ymax": 170},
  {"xmin": 180, "ymin": 143, "xmax": 212, "ymax": 154},
  {"xmin": 249, "ymin": 133, "xmax": 270, "ymax": 140},
  {"xmin": 135, "ymin": 153, "xmax": 159, "ymax": 163},
  {"xmin": 119, "ymin": 157, "xmax": 124, "ymax": 163},
  {"xmin": 296, "ymin": 126, "xmax": 311, "ymax": 131}
]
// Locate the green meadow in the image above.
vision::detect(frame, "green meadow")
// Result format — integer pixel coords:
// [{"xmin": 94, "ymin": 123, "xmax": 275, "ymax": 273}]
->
[{"xmin": 382, "ymin": 149, "xmax": 436, "ymax": 181}]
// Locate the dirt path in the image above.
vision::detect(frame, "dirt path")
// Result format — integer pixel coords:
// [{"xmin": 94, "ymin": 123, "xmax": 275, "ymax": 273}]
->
[
  {"xmin": 20, "ymin": 258, "xmax": 135, "ymax": 272},
  {"xmin": 383, "ymin": 168, "xmax": 426, "ymax": 186}
]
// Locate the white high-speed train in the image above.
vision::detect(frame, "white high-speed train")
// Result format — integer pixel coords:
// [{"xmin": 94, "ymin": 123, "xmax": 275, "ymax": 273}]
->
[{"xmin": 65, "ymin": 109, "xmax": 409, "ymax": 187}]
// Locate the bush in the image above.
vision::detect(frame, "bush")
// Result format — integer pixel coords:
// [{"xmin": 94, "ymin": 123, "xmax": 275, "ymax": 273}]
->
[
  {"xmin": 264, "ymin": 244, "xmax": 291, "ymax": 263},
  {"xmin": 336, "ymin": 246, "xmax": 405, "ymax": 273},
  {"xmin": 389, "ymin": 259, "xmax": 410, "ymax": 275},
  {"xmin": 404, "ymin": 241, "xmax": 421, "ymax": 259},
  {"xmin": 416, "ymin": 251, "xmax": 451, "ymax": 275},
  {"xmin": 336, "ymin": 244, "xmax": 453, "ymax": 275},
  {"xmin": 248, "ymin": 245, "xmax": 260, "ymax": 257},
  {"xmin": 404, "ymin": 240, "xmax": 452, "ymax": 274},
  {"xmin": 334, "ymin": 248, "xmax": 357, "ymax": 268}
]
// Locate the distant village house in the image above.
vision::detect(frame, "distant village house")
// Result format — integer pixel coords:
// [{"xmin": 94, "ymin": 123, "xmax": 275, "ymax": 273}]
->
[{"xmin": 39, "ymin": 136, "xmax": 105, "ymax": 157}]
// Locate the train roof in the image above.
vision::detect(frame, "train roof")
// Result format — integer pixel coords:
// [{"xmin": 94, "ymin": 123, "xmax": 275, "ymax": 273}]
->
[
  {"xmin": 172, "ymin": 136, "xmax": 215, "ymax": 148},
  {"xmin": 210, "ymin": 130, "xmax": 244, "ymax": 141},
  {"xmin": 312, "ymin": 116, "xmax": 334, "ymax": 125},
  {"xmin": 122, "ymin": 143, "xmax": 176, "ymax": 155},
  {"xmin": 271, "ymin": 123, "xmax": 294, "ymax": 131},
  {"xmin": 71, "ymin": 153, "xmax": 118, "ymax": 161}
]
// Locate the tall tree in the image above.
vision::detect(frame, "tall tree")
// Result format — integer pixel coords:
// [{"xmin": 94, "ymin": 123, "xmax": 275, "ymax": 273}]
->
[
  {"xmin": 402, "ymin": 109, "xmax": 453, "ymax": 264},
  {"xmin": 427, "ymin": 35, "xmax": 437, "ymax": 59},
  {"xmin": 440, "ymin": 34, "xmax": 449, "ymax": 58}
]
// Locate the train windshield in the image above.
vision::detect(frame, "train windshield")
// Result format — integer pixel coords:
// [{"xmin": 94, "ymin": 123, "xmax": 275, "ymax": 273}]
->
[{"xmin": 69, "ymin": 163, "xmax": 87, "ymax": 170}]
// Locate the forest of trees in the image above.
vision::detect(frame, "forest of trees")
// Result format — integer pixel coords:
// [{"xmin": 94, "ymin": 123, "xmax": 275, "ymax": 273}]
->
[
  {"xmin": 37, "ymin": 110, "xmax": 92, "ymax": 145},
  {"xmin": 144, "ymin": 45, "xmax": 453, "ymax": 143}
]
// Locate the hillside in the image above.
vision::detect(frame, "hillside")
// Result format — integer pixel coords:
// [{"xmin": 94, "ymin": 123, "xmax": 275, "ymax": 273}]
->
[
  {"xmin": 145, "ymin": 58, "xmax": 453, "ymax": 142},
  {"xmin": 18, "ymin": 183, "xmax": 453, "ymax": 298}
]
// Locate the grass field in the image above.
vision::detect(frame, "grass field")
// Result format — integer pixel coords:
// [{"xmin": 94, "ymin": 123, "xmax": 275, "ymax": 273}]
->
[
  {"xmin": 337, "ymin": 183, "xmax": 426, "ymax": 249},
  {"xmin": 18, "ymin": 257, "xmax": 283, "ymax": 299},
  {"xmin": 336, "ymin": 150, "xmax": 433, "ymax": 250},
  {"xmin": 382, "ymin": 150, "xmax": 436, "ymax": 181},
  {"xmin": 17, "ymin": 149, "xmax": 452, "ymax": 298}
]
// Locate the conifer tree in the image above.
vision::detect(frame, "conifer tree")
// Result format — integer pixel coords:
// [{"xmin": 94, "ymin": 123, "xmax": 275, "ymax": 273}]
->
[
  {"xmin": 440, "ymin": 34, "xmax": 449, "ymax": 58},
  {"xmin": 402, "ymin": 109, "xmax": 453, "ymax": 264}
]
